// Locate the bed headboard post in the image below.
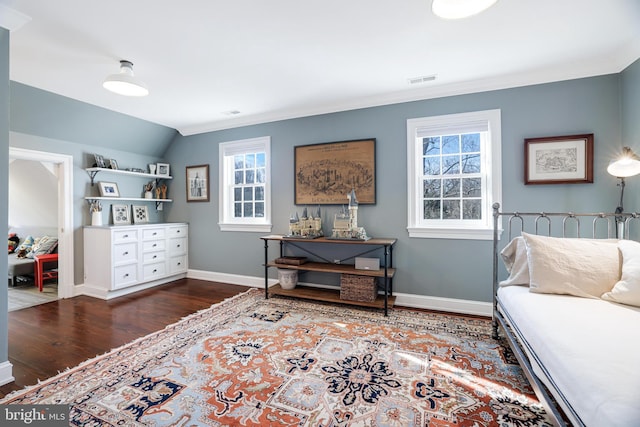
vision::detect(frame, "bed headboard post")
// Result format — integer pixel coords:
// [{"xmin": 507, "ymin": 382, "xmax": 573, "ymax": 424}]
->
[{"xmin": 492, "ymin": 202, "xmax": 500, "ymax": 339}]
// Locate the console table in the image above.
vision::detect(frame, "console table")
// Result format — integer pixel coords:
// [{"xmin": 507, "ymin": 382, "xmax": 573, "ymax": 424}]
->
[{"xmin": 261, "ymin": 235, "xmax": 397, "ymax": 315}]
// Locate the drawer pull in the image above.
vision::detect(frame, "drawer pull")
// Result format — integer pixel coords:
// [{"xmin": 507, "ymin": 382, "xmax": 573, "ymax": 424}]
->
[
  {"xmin": 124, "ymin": 273, "xmax": 129, "ymax": 278},
  {"xmin": 123, "ymin": 251, "xmax": 128, "ymax": 256},
  {"xmin": 152, "ymin": 243, "xmax": 157, "ymax": 247},
  {"xmin": 176, "ymin": 230, "xmax": 181, "ymax": 233},
  {"xmin": 153, "ymin": 269, "xmax": 157, "ymax": 273},
  {"xmin": 177, "ymin": 244, "xmax": 181, "ymax": 248},
  {"xmin": 153, "ymin": 232, "xmax": 157, "ymax": 236},
  {"xmin": 123, "ymin": 234, "xmax": 129, "ymax": 238},
  {"xmin": 177, "ymin": 262, "xmax": 181, "ymax": 266},
  {"xmin": 153, "ymin": 255, "xmax": 157, "ymax": 259}
]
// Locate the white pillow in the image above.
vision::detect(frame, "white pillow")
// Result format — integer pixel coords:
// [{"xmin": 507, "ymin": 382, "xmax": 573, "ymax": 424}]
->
[
  {"xmin": 499, "ymin": 236, "xmax": 530, "ymax": 286},
  {"xmin": 522, "ymin": 232, "xmax": 621, "ymax": 298},
  {"xmin": 601, "ymin": 240, "xmax": 640, "ymax": 307}
]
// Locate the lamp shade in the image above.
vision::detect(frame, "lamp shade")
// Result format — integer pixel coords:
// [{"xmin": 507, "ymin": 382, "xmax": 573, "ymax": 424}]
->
[
  {"xmin": 432, "ymin": 0, "xmax": 498, "ymax": 19},
  {"xmin": 103, "ymin": 60, "xmax": 149, "ymax": 97},
  {"xmin": 607, "ymin": 147, "xmax": 640, "ymax": 178}
]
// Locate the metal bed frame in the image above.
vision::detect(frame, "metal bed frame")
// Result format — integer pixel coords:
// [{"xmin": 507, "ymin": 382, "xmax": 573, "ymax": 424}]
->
[{"xmin": 491, "ymin": 203, "xmax": 640, "ymax": 427}]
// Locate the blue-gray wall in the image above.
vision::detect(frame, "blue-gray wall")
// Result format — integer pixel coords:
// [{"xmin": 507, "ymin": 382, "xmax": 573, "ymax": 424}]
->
[
  {"xmin": 164, "ymin": 74, "xmax": 627, "ymax": 302},
  {"xmin": 622, "ymin": 58, "xmax": 640, "ymax": 209},
  {"xmin": 1, "ymin": 27, "xmax": 10, "ymax": 368}
]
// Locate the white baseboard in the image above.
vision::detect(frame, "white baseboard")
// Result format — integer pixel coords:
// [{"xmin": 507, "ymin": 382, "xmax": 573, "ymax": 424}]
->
[
  {"xmin": 0, "ymin": 360, "xmax": 15, "ymax": 386},
  {"xmin": 76, "ymin": 273, "xmax": 188, "ymax": 300},
  {"xmin": 187, "ymin": 269, "xmax": 492, "ymax": 317}
]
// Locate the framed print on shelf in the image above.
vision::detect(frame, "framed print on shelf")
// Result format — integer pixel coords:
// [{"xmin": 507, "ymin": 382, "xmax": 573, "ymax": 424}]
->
[
  {"xmin": 524, "ymin": 134, "xmax": 594, "ymax": 185},
  {"xmin": 109, "ymin": 159, "xmax": 119, "ymax": 170},
  {"xmin": 294, "ymin": 138, "xmax": 376, "ymax": 204},
  {"xmin": 94, "ymin": 153, "xmax": 106, "ymax": 168},
  {"xmin": 186, "ymin": 164, "xmax": 210, "ymax": 202},
  {"xmin": 98, "ymin": 181, "xmax": 120, "ymax": 197},
  {"xmin": 132, "ymin": 205, "xmax": 149, "ymax": 224},
  {"xmin": 112, "ymin": 204, "xmax": 130, "ymax": 225},
  {"xmin": 156, "ymin": 163, "xmax": 171, "ymax": 177}
]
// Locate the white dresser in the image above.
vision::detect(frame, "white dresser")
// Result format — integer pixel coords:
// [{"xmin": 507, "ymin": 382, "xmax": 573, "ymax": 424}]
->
[{"xmin": 83, "ymin": 223, "xmax": 188, "ymax": 299}]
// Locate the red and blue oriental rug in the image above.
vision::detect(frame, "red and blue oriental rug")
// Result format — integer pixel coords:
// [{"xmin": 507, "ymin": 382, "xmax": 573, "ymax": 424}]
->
[{"xmin": 0, "ymin": 289, "xmax": 551, "ymax": 426}]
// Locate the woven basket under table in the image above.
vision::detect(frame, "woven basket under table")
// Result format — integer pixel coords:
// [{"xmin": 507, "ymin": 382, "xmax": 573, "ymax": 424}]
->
[{"xmin": 340, "ymin": 274, "xmax": 378, "ymax": 302}]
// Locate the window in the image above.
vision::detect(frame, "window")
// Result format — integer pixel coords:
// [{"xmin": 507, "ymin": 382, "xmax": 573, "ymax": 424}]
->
[
  {"xmin": 219, "ymin": 136, "xmax": 272, "ymax": 232},
  {"xmin": 407, "ymin": 109, "xmax": 501, "ymax": 240}
]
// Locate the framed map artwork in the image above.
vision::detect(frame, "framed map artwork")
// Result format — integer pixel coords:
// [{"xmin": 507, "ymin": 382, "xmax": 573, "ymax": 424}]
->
[{"xmin": 294, "ymin": 138, "xmax": 376, "ymax": 205}]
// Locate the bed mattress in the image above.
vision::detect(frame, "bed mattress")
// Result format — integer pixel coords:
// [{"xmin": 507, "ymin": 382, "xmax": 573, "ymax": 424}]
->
[{"xmin": 497, "ymin": 286, "xmax": 640, "ymax": 427}]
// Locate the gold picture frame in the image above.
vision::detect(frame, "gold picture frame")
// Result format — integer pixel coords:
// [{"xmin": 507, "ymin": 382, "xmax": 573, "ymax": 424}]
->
[{"xmin": 294, "ymin": 138, "xmax": 376, "ymax": 204}]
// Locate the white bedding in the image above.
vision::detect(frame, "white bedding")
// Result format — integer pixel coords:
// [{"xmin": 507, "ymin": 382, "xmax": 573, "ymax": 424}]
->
[{"xmin": 498, "ymin": 286, "xmax": 640, "ymax": 427}]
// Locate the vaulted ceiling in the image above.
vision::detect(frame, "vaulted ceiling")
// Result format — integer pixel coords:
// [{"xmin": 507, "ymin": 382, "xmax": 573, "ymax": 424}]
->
[{"xmin": 3, "ymin": 0, "xmax": 640, "ymax": 136}]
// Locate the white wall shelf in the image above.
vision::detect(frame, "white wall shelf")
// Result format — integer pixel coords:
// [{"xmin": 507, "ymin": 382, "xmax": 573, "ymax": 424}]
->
[
  {"xmin": 86, "ymin": 167, "xmax": 173, "ymax": 186},
  {"xmin": 84, "ymin": 196, "xmax": 173, "ymax": 203}
]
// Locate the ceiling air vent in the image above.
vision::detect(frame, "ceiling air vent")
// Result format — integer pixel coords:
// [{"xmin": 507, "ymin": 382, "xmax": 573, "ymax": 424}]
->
[{"xmin": 407, "ymin": 75, "xmax": 437, "ymax": 85}]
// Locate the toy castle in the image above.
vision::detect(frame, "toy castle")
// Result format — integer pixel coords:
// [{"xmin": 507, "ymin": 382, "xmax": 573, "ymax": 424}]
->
[
  {"xmin": 287, "ymin": 206, "xmax": 323, "ymax": 238},
  {"xmin": 330, "ymin": 189, "xmax": 369, "ymax": 240}
]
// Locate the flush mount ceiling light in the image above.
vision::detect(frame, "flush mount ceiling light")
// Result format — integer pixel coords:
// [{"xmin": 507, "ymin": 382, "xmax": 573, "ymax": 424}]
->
[
  {"xmin": 103, "ymin": 60, "xmax": 149, "ymax": 97},
  {"xmin": 432, "ymin": 0, "xmax": 498, "ymax": 20}
]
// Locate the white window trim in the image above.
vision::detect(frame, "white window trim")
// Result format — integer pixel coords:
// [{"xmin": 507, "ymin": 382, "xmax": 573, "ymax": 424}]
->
[
  {"xmin": 218, "ymin": 136, "xmax": 272, "ymax": 233},
  {"xmin": 406, "ymin": 109, "xmax": 502, "ymax": 240}
]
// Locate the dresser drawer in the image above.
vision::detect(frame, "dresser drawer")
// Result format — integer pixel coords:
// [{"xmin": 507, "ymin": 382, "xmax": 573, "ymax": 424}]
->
[
  {"xmin": 143, "ymin": 262, "xmax": 166, "ymax": 280},
  {"xmin": 143, "ymin": 250, "xmax": 165, "ymax": 264},
  {"xmin": 169, "ymin": 255, "xmax": 187, "ymax": 273},
  {"xmin": 142, "ymin": 228, "xmax": 166, "ymax": 240},
  {"xmin": 113, "ymin": 242, "xmax": 137, "ymax": 264},
  {"xmin": 113, "ymin": 263, "xmax": 138, "ymax": 289},
  {"xmin": 113, "ymin": 229, "xmax": 138, "ymax": 243},
  {"xmin": 169, "ymin": 237, "xmax": 187, "ymax": 255},
  {"xmin": 168, "ymin": 225, "xmax": 187, "ymax": 239},
  {"xmin": 142, "ymin": 239, "xmax": 165, "ymax": 252}
]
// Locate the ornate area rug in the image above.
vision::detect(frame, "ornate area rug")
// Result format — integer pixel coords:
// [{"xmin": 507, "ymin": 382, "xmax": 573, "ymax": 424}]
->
[{"xmin": 1, "ymin": 289, "xmax": 551, "ymax": 426}]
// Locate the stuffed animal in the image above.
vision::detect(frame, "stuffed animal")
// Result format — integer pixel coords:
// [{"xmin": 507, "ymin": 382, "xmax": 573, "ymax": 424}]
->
[
  {"xmin": 8, "ymin": 233, "xmax": 19, "ymax": 254},
  {"xmin": 15, "ymin": 235, "xmax": 35, "ymax": 258}
]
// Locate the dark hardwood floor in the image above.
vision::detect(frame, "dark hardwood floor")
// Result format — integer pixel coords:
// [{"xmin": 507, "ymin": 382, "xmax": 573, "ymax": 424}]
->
[{"xmin": 0, "ymin": 278, "xmax": 249, "ymax": 398}]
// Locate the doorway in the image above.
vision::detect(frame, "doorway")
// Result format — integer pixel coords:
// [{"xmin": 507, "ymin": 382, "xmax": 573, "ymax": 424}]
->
[{"xmin": 8, "ymin": 147, "xmax": 74, "ymax": 299}]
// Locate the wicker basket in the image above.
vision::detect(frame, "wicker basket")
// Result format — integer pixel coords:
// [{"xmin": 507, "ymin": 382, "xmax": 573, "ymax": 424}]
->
[{"xmin": 340, "ymin": 274, "xmax": 377, "ymax": 302}]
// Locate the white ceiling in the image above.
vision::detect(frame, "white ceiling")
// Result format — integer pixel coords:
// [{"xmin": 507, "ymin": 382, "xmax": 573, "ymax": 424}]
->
[{"xmin": 2, "ymin": 0, "xmax": 640, "ymax": 136}]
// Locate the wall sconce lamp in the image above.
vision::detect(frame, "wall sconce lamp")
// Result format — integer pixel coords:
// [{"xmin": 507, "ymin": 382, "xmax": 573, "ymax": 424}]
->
[
  {"xmin": 607, "ymin": 146, "xmax": 640, "ymax": 236},
  {"xmin": 103, "ymin": 60, "xmax": 149, "ymax": 97}
]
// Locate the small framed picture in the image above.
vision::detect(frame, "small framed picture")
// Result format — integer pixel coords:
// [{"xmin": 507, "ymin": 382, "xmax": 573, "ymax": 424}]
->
[
  {"xmin": 112, "ymin": 204, "xmax": 130, "ymax": 225},
  {"xmin": 524, "ymin": 134, "xmax": 594, "ymax": 185},
  {"xmin": 98, "ymin": 181, "xmax": 120, "ymax": 197},
  {"xmin": 109, "ymin": 159, "xmax": 119, "ymax": 170},
  {"xmin": 94, "ymin": 153, "xmax": 106, "ymax": 168},
  {"xmin": 186, "ymin": 164, "xmax": 210, "ymax": 202},
  {"xmin": 132, "ymin": 205, "xmax": 149, "ymax": 224},
  {"xmin": 156, "ymin": 163, "xmax": 171, "ymax": 177}
]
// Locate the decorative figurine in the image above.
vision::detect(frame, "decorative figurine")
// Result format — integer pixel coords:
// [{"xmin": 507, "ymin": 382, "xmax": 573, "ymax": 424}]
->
[
  {"xmin": 330, "ymin": 189, "xmax": 369, "ymax": 240},
  {"xmin": 287, "ymin": 206, "xmax": 323, "ymax": 238}
]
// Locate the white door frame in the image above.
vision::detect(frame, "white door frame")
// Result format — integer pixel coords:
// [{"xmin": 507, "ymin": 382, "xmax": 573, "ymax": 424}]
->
[{"xmin": 9, "ymin": 147, "xmax": 74, "ymax": 299}]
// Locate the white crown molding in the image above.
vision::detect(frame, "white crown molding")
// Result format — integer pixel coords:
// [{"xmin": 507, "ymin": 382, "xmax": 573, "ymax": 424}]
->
[
  {"xmin": 179, "ymin": 47, "xmax": 640, "ymax": 137},
  {"xmin": 0, "ymin": 4, "xmax": 31, "ymax": 32}
]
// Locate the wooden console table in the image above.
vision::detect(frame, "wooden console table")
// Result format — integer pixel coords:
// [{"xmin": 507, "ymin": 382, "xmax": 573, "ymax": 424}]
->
[{"xmin": 261, "ymin": 235, "xmax": 397, "ymax": 315}]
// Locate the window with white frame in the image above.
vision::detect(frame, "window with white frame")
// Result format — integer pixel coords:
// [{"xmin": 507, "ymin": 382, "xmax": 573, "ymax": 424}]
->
[
  {"xmin": 407, "ymin": 109, "xmax": 501, "ymax": 240},
  {"xmin": 219, "ymin": 136, "xmax": 272, "ymax": 232}
]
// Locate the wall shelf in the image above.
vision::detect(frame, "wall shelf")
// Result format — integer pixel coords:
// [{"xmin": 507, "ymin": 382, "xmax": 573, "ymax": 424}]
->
[{"xmin": 86, "ymin": 167, "xmax": 173, "ymax": 186}]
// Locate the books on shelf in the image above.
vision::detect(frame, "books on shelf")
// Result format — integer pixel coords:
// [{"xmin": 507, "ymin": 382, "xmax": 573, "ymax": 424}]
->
[{"xmin": 275, "ymin": 256, "xmax": 308, "ymax": 265}]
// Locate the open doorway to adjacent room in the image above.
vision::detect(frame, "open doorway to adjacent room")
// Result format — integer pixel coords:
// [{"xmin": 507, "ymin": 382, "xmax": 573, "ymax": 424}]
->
[{"xmin": 8, "ymin": 146, "xmax": 74, "ymax": 309}]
